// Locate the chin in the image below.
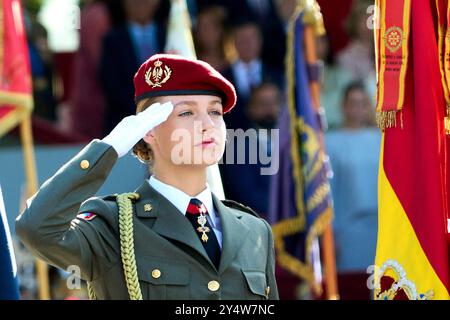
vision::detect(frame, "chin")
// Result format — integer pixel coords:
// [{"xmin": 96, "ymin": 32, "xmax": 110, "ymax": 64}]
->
[
  {"xmin": 185, "ymin": 147, "xmax": 222, "ymax": 166},
  {"xmin": 202, "ymin": 159, "xmax": 220, "ymax": 167},
  {"xmin": 203, "ymin": 148, "xmax": 224, "ymax": 165},
  {"xmin": 194, "ymin": 156, "xmax": 221, "ymax": 167},
  {"xmin": 182, "ymin": 160, "xmax": 218, "ymax": 169}
]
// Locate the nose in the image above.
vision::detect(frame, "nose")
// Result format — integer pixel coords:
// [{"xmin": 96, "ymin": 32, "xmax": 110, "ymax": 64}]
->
[{"xmin": 198, "ymin": 112, "xmax": 214, "ymax": 132}]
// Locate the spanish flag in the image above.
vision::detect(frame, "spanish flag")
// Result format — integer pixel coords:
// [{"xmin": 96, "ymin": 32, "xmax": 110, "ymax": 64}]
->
[
  {"xmin": 0, "ymin": 0, "xmax": 33, "ymax": 138},
  {"xmin": 375, "ymin": 0, "xmax": 450, "ymax": 300}
]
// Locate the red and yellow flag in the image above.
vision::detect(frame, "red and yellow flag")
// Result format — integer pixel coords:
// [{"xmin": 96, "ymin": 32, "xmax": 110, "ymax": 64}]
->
[
  {"xmin": 375, "ymin": 0, "xmax": 411, "ymax": 129},
  {"xmin": 374, "ymin": 0, "xmax": 450, "ymax": 300},
  {"xmin": 0, "ymin": 0, "xmax": 33, "ymax": 137}
]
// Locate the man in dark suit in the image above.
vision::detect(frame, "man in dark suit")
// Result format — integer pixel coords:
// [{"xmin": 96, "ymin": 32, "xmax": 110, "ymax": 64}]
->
[
  {"xmin": 220, "ymin": 82, "xmax": 281, "ymax": 217},
  {"xmin": 99, "ymin": 0, "xmax": 167, "ymax": 134},
  {"xmin": 220, "ymin": 0, "xmax": 277, "ymax": 28},
  {"xmin": 219, "ymin": 0, "xmax": 286, "ymax": 70},
  {"xmin": 222, "ymin": 20, "xmax": 284, "ymax": 130}
]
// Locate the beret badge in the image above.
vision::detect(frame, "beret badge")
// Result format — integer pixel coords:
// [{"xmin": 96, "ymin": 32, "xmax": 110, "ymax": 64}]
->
[{"xmin": 145, "ymin": 60, "xmax": 172, "ymax": 88}]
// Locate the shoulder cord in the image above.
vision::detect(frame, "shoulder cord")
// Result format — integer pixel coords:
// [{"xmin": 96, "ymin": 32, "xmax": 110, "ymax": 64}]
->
[
  {"xmin": 87, "ymin": 282, "xmax": 96, "ymax": 300},
  {"xmin": 87, "ymin": 192, "xmax": 143, "ymax": 300}
]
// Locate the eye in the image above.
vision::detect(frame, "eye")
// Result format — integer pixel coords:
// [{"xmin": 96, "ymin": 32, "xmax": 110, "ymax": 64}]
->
[
  {"xmin": 178, "ymin": 111, "xmax": 193, "ymax": 117},
  {"xmin": 209, "ymin": 109, "xmax": 223, "ymax": 116}
]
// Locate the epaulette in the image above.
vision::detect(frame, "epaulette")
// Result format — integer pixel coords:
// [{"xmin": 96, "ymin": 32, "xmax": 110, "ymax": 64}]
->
[
  {"xmin": 221, "ymin": 200, "xmax": 260, "ymax": 218},
  {"xmin": 77, "ymin": 194, "xmax": 119, "ymax": 221},
  {"xmin": 99, "ymin": 192, "xmax": 141, "ymax": 206},
  {"xmin": 100, "ymin": 194, "xmax": 119, "ymax": 202}
]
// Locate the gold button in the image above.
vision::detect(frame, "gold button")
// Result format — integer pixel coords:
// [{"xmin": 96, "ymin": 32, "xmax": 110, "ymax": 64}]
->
[
  {"xmin": 80, "ymin": 160, "xmax": 90, "ymax": 170},
  {"xmin": 208, "ymin": 280, "xmax": 220, "ymax": 292},
  {"xmin": 265, "ymin": 286, "xmax": 270, "ymax": 297},
  {"xmin": 144, "ymin": 204, "xmax": 152, "ymax": 212},
  {"xmin": 151, "ymin": 269, "xmax": 161, "ymax": 279}
]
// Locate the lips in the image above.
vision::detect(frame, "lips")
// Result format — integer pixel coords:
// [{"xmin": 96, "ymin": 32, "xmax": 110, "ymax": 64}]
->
[{"xmin": 197, "ymin": 137, "xmax": 217, "ymax": 147}]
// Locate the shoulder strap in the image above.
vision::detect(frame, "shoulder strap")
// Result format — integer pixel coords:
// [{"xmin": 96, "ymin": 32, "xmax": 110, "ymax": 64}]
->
[
  {"xmin": 221, "ymin": 200, "xmax": 261, "ymax": 218},
  {"xmin": 87, "ymin": 192, "xmax": 142, "ymax": 300}
]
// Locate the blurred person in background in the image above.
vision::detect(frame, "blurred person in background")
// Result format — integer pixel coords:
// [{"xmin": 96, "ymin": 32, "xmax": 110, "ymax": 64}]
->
[
  {"xmin": 260, "ymin": 0, "xmax": 297, "ymax": 71},
  {"xmin": 27, "ymin": 20, "xmax": 57, "ymax": 122},
  {"xmin": 316, "ymin": 34, "xmax": 353, "ymax": 130},
  {"xmin": 220, "ymin": 82, "xmax": 281, "ymax": 218},
  {"xmin": 13, "ymin": 239, "xmax": 38, "ymax": 299},
  {"xmin": 222, "ymin": 20, "xmax": 283, "ymax": 130},
  {"xmin": 220, "ymin": 0, "xmax": 285, "ymax": 71},
  {"xmin": 336, "ymin": 0, "xmax": 376, "ymax": 99},
  {"xmin": 221, "ymin": 0, "xmax": 275, "ymax": 27},
  {"xmin": 325, "ymin": 82, "xmax": 380, "ymax": 300},
  {"xmin": 193, "ymin": 5, "xmax": 229, "ymax": 73},
  {"xmin": 65, "ymin": 0, "xmax": 124, "ymax": 140},
  {"xmin": 99, "ymin": 0, "xmax": 168, "ymax": 134}
]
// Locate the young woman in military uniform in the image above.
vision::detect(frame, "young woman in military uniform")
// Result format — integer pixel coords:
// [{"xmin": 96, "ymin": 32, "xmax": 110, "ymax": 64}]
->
[{"xmin": 16, "ymin": 54, "xmax": 278, "ymax": 300}]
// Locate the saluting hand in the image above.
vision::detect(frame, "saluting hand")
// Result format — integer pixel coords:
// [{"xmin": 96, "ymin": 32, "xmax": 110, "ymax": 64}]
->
[{"xmin": 102, "ymin": 102, "xmax": 174, "ymax": 157}]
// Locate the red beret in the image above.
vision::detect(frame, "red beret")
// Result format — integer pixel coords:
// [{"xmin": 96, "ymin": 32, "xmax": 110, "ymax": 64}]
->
[{"xmin": 134, "ymin": 54, "xmax": 237, "ymax": 113}]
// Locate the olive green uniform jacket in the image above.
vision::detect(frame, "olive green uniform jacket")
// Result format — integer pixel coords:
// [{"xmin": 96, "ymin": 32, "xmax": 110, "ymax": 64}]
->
[{"xmin": 15, "ymin": 140, "xmax": 279, "ymax": 300}]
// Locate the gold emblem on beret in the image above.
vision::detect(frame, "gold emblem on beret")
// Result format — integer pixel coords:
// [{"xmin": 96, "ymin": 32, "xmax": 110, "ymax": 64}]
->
[{"xmin": 145, "ymin": 60, "xmax": 172, "ymax": 88}]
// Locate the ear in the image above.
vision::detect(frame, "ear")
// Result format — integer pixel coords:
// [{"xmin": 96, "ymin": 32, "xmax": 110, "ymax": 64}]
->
[{"xmin": 143, "ymin": 129, "xmax": 155, "ymax": 145}]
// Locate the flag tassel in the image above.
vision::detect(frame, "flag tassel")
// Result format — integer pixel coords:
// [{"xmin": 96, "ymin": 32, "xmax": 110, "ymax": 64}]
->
[{"xmin": 376, "ymin": 110, "xmax": 398, "ymax": 130}]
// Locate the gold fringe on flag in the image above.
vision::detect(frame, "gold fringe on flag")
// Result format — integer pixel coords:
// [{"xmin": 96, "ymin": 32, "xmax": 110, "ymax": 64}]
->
[{"xmin": 376, "ymin": 110, "xmax": 398, "ymax": 131}]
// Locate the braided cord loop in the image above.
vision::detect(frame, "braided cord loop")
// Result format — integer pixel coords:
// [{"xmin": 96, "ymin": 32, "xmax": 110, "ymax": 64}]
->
[
  {"xmin": 87, "ymin": 192, "xmax": 143, "ymax": 300},
  {"xmin": 117, "ymin": 192, "xmax": 142, "ymax": 300},
  {"xmin": 87, "ymin": 282, "xmax": 97, "ymax": 300}
]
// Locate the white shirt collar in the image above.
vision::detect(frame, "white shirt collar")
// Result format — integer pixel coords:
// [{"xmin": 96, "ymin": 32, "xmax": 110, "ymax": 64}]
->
[
  {"xmin": 148, "ymin": 176, "xmax": 217, "ymax": 227},
  {"xmin": 235, "ymin": 58, "xmax": 261, "ymax": 71},
  {"xmin": 128, "ymin": 21, "xmax": 155, "ymax": 33}
]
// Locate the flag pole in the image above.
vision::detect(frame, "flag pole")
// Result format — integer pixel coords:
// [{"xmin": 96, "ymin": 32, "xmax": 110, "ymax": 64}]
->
[
  {"xmin": 19, "ymin": 116, "xmax": 50, "ymax": 300},
  {"xmin": 321, "ymin": 220, "xmax": 338, "ymax": 299},
  {"xmin": 302, "ymin": 12, "xmax": 339, "ymax": 300}
]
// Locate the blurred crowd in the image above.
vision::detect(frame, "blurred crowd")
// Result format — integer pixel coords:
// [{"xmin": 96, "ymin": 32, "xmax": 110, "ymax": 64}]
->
[{"xmin": 9, "ymin": 0, "xmax": 380, "ymax": 300}]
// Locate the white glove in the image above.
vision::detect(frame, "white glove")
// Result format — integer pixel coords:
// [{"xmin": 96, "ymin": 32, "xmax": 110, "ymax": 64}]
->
[{"xmin": 102, "ymin": 102, "xmax": 174, "ymax": 157}]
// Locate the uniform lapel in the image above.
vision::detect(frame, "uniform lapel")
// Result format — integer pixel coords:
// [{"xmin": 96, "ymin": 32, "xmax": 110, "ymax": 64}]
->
[
  {"xmin": 133, "ymin": 182, "xmax": 215, "ymax": 269},
  {"xmin": 212, "ymin": 194, "xmax": 250, "ymax": 274}
]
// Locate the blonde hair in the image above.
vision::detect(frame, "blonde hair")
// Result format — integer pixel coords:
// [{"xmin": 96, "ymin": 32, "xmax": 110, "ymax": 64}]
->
[{"xmin": 132, "ymin": 97, "xmax": 161, "ymax": 164}]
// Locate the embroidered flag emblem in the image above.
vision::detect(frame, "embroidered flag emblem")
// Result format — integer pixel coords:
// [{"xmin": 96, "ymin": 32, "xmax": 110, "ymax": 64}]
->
[{"xmin": 77, "ymin": 212, "xmax": 97, "ymax": 221}]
